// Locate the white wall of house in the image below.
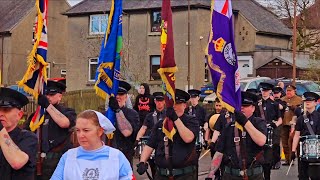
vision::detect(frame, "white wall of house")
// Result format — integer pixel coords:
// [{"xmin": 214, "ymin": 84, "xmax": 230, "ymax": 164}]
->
[{"xmin": 238, "ymin": 55, "xmax": 253, "ymax": 78}]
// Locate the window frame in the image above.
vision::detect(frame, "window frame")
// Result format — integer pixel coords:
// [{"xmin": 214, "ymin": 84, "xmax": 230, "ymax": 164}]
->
[
  {"xmin": 150, "ymin": 55, "xmax": 161, "ymax": 81},
  {"xmin": 150, "ymin": 11, "xmax": 161, "ymax": 32},
  {"xmin": 89, "ymin": 14, "xmax": 108, "ymax": 35},
  {"xmin": 88, "ymin": 58, "xmax": 98, "ymax": 82}
]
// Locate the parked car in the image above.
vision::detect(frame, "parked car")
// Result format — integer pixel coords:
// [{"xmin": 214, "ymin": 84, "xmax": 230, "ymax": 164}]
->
[
  {"xmin": 200, "ymin": 83, "xmax": 215, "ymax": 101},
  {"xmin": 240, "ymin": 77, "xmax": 271, "ymax": 91},
  {"xmin": 261, "ymin": 79, "xmax": 320, "ymax": 96},
  {"xmin": 203, "ymin": 92, "xmax": 217, "ymax": 104}
]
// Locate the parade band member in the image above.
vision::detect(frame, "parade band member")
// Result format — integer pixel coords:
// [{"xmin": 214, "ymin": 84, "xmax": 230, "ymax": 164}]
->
[
  {"xmin": 205, "ymin": 98, "xmax": 224, "ymax": 158},
  {"xmin": 185, "ymin": 89, "xmax": 206, "ymax": 127},
  {"xmin": 51, "ymin": 110, "xmax": 132, "ymax": 180},
  {"xmin": 281, "ymin": 85, "xmax": 302, "ymax": 165},
  {"xmin": 0, "ymin": 88, "xmax": 38, "ymax": 180},
  {"xmin": 108, "ymin": 81, "xmax": 139, "ymax": 166},
  {"xmin": 28, "ymin": 80, "xmax": 76, "ymax": 180},
  {"xmin": 206, "ymin": 91, "xmax": 267, "ymax": 180},
  {"xmin": 291, "ymin": 92, "xmax": 320, "ymax": 180},
  {"xmin": 134, "ymin": 83, "xmax": 155, "ymax": 128},
  {"xmin": 137, "ymin": 89, "xmax": 199, "ymax": 180},
  {"xmin": 258, "ymin": 82, "xmax": 282, "ymax": 180},
  {"xmin": 135, "ymin": 91, "xmax": 166, "ymax": 177},
  {"xmin": 272, "ymin": 86, "xmax": 287, "ymax": 169}
]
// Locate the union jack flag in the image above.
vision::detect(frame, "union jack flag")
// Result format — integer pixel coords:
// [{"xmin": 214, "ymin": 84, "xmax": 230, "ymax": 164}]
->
[{"xmin": 18, "ymin": 0, "xmax": 48, "ymax": 131}]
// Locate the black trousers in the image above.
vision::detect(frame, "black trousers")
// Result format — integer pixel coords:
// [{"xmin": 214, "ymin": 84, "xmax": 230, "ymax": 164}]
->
[
  {"xmin": 298, "ymin": 160, "xmax": 320, "ymax": 180},
  {"xmin": 272, "ymin": 144, "xmax": 281, "ymax": 166},
  {"xmin": 263, "ymin": 146, "xmax": 273, "ymax": 180},
  {"xmin": 154, "ymin": 170, "xmax": 197, "ymax": 180}
]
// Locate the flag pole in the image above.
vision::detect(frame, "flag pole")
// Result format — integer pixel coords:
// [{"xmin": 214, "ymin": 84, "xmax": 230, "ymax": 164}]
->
[
  {"xmin": 0, "ymin": 36, "xmax": 3, "ymax": 86},
  {"xmin": 187, "ymin": 0, "xmax": 191, "ymax": 90},
  {"xmin": 292, "ymin": 0, "xmax": 297, "ymax": 85}
]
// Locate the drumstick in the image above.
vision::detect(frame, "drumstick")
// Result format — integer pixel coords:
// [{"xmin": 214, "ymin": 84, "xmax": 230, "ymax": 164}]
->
[
  {"xmin": 199, "ymin": 149, "xmax": 211, "ymax": 160},
  {"xmin": 286, "ymin": 160, "xmax": 294, "ymax": 176}
]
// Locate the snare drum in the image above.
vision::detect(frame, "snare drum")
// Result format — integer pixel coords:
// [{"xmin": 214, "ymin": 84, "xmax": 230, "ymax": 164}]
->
[
  {"xmin": 138, "ymin": 136, "xmax": 155, "ymax": 159},
  {"xmin": 300, "ymin": 135, "xmax": 320, "ymax": 162},
  {"xmin": 265, "ymin": 125, "xmax": 273, "ymax": 147}
]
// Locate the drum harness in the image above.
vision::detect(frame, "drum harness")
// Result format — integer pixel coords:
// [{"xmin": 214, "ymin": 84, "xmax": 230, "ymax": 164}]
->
[
  {"xmin": 302, "ymin": 114, "xmax": 315, "ymax": 136},
  {"xmin": 299, "ymin": 113, "xmax": 320, "ymax": 165},
  {"xmin": 258, "ymin": 100, "xmax": 274, "ymax": 147},
  {"xmin": 226, "ymin": 112, "xmax": 264, "ymax": 180},
  {"xmin": 189, "ymin": 106, "xmax": 204, "ymax": 151}
]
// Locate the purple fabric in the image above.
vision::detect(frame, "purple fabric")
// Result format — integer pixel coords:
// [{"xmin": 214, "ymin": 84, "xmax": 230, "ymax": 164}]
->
[{"xmin": 207, "ymin": 1, "xmax": 241, "ymax": 111}]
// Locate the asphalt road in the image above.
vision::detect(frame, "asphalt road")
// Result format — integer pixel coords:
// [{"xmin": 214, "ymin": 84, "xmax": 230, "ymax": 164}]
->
[{"xmin": 133, "ymin": 150, "xmax": 298, "ymax": 180}]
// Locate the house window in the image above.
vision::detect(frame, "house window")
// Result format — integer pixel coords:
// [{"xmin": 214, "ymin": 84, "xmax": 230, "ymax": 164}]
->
[
  {"xmin": 89, "ymin": 14, "xmax": 108, "ymax": 35},
  {"xmin": 88, "ymin": 58, "xmax": 98, "ymax": 81},
  {"xmin": 60, "ymin": 69, "xmax": 66, "ymax": 78},
  {"xmin": 150, "ymin": 56, "xmax": 161, "ymax": 80},
  {"xmin": 151, "ymin": 11, "xmax": 161, "ymax": 32}
]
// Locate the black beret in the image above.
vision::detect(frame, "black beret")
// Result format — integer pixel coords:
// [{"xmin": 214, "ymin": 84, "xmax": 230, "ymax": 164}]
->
[
  {"xmin": 46, "ymin": 80, "xmax": 66, "ymax": 95},
  {"xmin": 273, "ymin": 86, "xmax": 283, "ymax": 93},
  {"xmin": 175, "ymin": 89, "xmax": 190, "ymax": 103},
  {"xmin": 0, "ymin": 88, "xmax": 29, "ymax": 109},
  {"xmin": 188, "ymin": 89, "xmax": 201, "ymax": 97},
  {"xmin": 153, "ymin": 92, "xmax": 165, "ymax": 101},
  {"xmin": 259, "ymin": 82, "xmax": 274, "ymax": 91},
  {"xmin": 118, "ymin": 81, "xmax": 131, "ymax": 94},
  {"xmin": 303, "ymin": 92, "xmax": 320, "ymax": 101},
  {"xmin": 241, "ymin": 91, "xmax": 258, "ymax": 106}
]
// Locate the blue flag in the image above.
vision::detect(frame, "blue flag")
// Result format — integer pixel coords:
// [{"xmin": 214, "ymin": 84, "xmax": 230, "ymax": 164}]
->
[
  {"xmin": 206, "ymin": 0, "xmax": 241, "ymax": 113},
  {"xmin": 94, "ymin": 0, "xmax": 122, "ymax": 125}
]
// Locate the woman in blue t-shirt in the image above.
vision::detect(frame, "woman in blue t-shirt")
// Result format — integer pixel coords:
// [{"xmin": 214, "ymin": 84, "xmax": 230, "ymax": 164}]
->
[{"xmin": 51, "ymin": 110, "xmax": 134, "ymax": 180}]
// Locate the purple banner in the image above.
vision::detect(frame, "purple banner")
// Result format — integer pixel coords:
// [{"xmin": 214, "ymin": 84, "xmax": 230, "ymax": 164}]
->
[{"xmin": 206, "ymin": 0, "xmax": 241, "ymax": 112}]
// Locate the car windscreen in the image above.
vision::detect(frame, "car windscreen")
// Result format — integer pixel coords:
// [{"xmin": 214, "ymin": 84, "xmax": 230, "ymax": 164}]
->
[
  {"xmin": 240, "ymin": 82, "xmax": 247, "ymax": 91},
  {"xmin": 304, "ymin": 81, "xmax": 320, "ymax": 92}
]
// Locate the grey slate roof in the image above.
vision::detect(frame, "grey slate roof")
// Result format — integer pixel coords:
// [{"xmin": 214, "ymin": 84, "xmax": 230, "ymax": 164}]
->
[
  {"xmin": 257, "ymin": 56, "xmax": 312, "ymax": 69},
  {"xmin": 0, "ymin": 0, "xmax": 35, "ymax": 33},
  {"xmin": 65, "ymin": 0, "xmax": 292, "ymax": 36}
]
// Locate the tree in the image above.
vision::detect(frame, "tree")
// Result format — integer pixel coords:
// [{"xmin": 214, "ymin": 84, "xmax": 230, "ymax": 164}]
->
[{"xmin": 267, "ymin": 0, "xmax": 320, "ymax": 58}]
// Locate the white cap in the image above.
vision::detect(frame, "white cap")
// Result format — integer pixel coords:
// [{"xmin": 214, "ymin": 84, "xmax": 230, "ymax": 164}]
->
[{"xmin": 90, "ymin": 110, "xmax": 116, "ymax": 134}]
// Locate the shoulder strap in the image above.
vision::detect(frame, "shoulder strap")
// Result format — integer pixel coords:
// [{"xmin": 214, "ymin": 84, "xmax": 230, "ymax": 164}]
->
[
  {"xmin": 303, "ymin": 114, "xmax": 315, "ymax": 135},
  {"xmin": 258, "ymin": 100, "xmax": 266, "ymax": 120},
  {"xmin": 188, "ymin": 106, "xmax": 193, "ymax": 116},
  {"xmin": 152, "ymin": 111, "xmax": 158, "ymax": 126},
  {"xmin": 234, "ymin": 126, "xmax": 248, "ymax": 178}
]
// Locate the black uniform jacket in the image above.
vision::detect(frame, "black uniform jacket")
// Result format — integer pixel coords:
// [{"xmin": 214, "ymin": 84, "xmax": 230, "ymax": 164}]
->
[
  {"xmin": 215, "ymin": 116, "xmax": 267, "ymax": 169},
  {"xmin": 274, "ymin": 98, "xmax": 287, "ymax": 119},
  {"xmin": 113, "ymin": 107, "xmax": 139, "ymax": 156},
  {"xmin": 143, "ymin": 109, "xmax": 166, "ymax": 136},
  {"xmin": 0, "ymin": 127, "xmax": 38, "ymax": 180},
  {"xmin": 26, "ymin": 104, "xmax": 76, "ymax": 153},
  {"xmin": 296, "ymin": 110, "xmax": 320, "ymax": 136},
  {"xmin": 185, "ymin": 104, "xmax": 206, "ymax": 127},
  {"xmin": 147, "ymin": 114, "xmax": 200, "ymax": 168},
  {"xmin": 44, "ymin": 104, "xmax": 76, "ymax": 152},
  {"xmin": 259, "ymin": 98, "xmax": 281, "ymax": 123}
]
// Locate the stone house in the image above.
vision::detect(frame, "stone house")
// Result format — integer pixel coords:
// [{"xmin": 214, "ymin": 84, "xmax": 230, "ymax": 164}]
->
[
  {"xmin": 64, "ymin": 0, "xmax": 292, "ymax": 92},
  {"xmin": 0, "ymin": 0, "xmax": 70, "ymax": 86}
]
